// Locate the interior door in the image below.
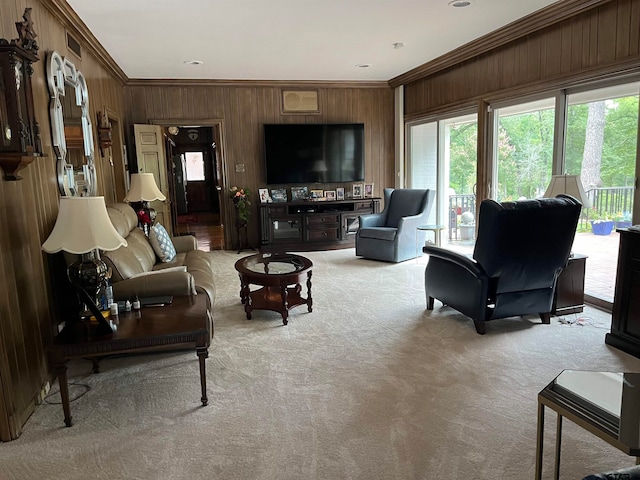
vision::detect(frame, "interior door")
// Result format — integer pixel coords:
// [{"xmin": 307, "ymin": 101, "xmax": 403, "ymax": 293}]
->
[{"xmin": 134, "ymin": 124, "xmax": 172, "ymax": 235}]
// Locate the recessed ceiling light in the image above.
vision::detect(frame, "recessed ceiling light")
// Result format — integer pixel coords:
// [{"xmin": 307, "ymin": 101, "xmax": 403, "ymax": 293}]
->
[
  {"xmin": 355, "ymin": 64, "xmax": 371, "ymax": 68},
  {"xmin": 448, "ymin": 0, "xmax": 472, "ymax": 7},
  {"xmin": 183, "ymin": 60, "xmax": 203, "ymax": 65},
  {"xmin": 393, "ymin": 42, "xmax": 405, "ymax": 49}
]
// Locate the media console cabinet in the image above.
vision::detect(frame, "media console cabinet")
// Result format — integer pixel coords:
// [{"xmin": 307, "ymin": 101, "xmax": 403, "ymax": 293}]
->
[{"xmin": 259, "ymin": 198, "xmax": 381, "ymax": 252}]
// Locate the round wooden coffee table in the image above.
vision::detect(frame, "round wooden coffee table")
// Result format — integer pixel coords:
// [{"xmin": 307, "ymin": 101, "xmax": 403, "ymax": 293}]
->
[{"xmin": 234, "ymin": 253, "xmax": 313, "ymax": 325}]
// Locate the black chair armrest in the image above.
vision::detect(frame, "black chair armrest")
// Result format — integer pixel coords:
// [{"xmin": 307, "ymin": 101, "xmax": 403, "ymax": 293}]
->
[{"xmin": 423, "ymin": 245, "xmax": 485, "ymax": 278}]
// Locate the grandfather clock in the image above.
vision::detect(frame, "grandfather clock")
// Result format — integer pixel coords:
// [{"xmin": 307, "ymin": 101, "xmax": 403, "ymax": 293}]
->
[{"xmin": 0, "ymin": 8, "xmax": 43, "ymax": 180}]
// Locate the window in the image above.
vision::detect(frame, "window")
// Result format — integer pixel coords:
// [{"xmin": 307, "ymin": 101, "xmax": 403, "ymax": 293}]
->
[
  {"xmin": 184, "ymin": 151, "xmax": 205, "ymax": 181},
  {"xmin": 407, "ymin": 113, "xmax": 478, "ymax": 249},
  {"xmin": 491, "ymin": 97, "xmax": 555, "ymax": 201}
]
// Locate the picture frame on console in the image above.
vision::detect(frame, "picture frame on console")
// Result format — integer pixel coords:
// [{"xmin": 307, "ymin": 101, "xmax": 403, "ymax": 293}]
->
[
  {"xmin": 353, "ymin": 184, "xmax": 363, "ymax": 199},
  {"xmin": 258, "ymin": 188, "xmax": 270, "ymax": 203},
  {"xmin": 271, "ymin": 189, "xmax": 287, "ymax": 203},
  {"xmin": 310, "ymin": 189, "xmax": 324, "ymax": 199},
  {"xmin": 364, "ymin": 183, "xmax": 374, "ymax": 198},
  {"xmin": 336, "ymin": 187, "xmax": 345, "ymax": 200},
  {"xmin": 291, "ymin": 186, "xmax": 308, "ymax": 201},
  {"xmin": 324, "ymin": 190, "xmax": 336, "ymax": 201}
]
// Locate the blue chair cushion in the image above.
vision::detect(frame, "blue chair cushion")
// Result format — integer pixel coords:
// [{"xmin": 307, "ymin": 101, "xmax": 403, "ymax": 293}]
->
[{"xmin": 358, "ymin": 227, "xmax": 397, "ymax": 242}]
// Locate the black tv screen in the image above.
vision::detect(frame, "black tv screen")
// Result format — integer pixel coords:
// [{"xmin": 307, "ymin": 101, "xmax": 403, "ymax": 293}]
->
[{"xmin": 264, "ymin": 123, "xmax": 365, "ymax": 184}]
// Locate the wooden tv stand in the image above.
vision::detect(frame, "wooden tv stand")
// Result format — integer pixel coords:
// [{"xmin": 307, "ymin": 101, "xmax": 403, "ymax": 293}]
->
[{"xmin": 258, "ymin": 198, "xmax": 381, "ymax": 252}]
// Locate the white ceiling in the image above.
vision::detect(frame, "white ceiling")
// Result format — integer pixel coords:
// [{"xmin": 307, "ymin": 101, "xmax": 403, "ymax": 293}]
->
[{"xmin": 66, "ymin": 0, "xmax": 559, "ymax": 82}]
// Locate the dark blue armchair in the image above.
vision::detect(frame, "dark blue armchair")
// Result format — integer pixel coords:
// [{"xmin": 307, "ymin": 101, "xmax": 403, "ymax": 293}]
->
[
  {"xmin": 356, "ymin": 188, "xmax": 435, "ymax": 263},
  {"xmin": 423, "ymin": 195, "xmax": 581, "ymax": 334}
]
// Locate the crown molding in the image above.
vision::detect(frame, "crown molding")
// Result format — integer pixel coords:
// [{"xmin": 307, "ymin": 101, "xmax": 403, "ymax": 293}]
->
[
  {"xmin": 125, "ymin": 78, "xmax": 391, "ymax": 89},
  {"xmin": 389, "ymin": 0, "xmax": 612, "ymax": 88},
  {"xmin": 40, "ymin": 0, "xmax": 128, "ymax": 84}
]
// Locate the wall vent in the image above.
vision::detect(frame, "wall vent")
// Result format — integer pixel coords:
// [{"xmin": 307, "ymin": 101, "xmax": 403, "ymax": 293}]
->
[{"xmin": 66, "ymin": 32, "xmax": 82, "ymax": 59}]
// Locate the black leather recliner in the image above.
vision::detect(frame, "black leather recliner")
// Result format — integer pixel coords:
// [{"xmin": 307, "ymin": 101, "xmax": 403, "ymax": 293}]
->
[{"xmin": 423, "ymin": 195, "xmax": 581, "ymax": 334}]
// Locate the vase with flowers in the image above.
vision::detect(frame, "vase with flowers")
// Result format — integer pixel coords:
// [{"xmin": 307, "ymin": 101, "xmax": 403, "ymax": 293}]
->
[
  {"xmin": 229, "ymin": 186, "xmax": 251, "ymax": 253},
  {"xmin": 229, "ymin": 186, "xmax": 251, "ymax": 223}
]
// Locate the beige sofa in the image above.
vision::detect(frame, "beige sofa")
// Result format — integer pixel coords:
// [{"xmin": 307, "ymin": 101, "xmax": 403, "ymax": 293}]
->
[{"xmin": 101, "ymin": 203, "xmax": 215, "ymax": 312}]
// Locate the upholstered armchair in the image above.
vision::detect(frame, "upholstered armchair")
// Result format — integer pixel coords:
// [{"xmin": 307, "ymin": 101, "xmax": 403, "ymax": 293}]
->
[
  {"xmin": 423, "ymin": 195, "xmax": 582, "ymax": 334},
  {"xmin": 356, "ymin": 188, "xmax": 435, "ymax": 263}
]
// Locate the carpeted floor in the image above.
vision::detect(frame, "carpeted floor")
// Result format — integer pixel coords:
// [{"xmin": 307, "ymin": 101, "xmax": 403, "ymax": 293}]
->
[{"xmin": 2, "ymin": 249, "xmax": 639, "ymax": 480}]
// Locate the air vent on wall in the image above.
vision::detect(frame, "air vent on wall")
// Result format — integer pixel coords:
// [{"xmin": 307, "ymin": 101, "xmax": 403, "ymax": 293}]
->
[{"xmin": 66, "ymin": 32, "xmax": 82, "ymax": 59}]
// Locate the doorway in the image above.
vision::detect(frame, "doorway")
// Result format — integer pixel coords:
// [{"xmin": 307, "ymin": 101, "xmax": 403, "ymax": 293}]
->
[{"xmin": 149, "ymin": 120, "xmax": 227, "ymax": 251}]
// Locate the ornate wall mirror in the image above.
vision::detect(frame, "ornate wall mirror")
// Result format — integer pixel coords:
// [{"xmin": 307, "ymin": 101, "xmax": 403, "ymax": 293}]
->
[{"xmin": 47, "ymin": 51, "xmax": 96, "ymax": 196}]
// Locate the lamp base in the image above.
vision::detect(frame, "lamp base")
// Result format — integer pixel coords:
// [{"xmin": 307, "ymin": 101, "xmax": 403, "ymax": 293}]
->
[
  {"xmin": 135, "ymin": 201, "xmax": 157, "ymax": 236},
  {"xmin": 67, "ymin": 252, "xmax": 113, "ymax": 335}
]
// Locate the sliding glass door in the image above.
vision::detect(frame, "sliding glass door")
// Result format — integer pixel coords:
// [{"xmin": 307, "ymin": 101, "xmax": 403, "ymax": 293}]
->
[
  {"xmin": 564, "ymin": 82, "xmax": 639, "ymax": 303},
  {"xmin": 407, "ymin": 113, "xmax": 478, "ymax": 252}
]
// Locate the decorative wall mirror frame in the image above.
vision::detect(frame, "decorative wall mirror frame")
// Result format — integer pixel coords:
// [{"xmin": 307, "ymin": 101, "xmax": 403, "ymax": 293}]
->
[{"xmin": 47, "ymin": 51, "xmax": 96, "ymax": 196}]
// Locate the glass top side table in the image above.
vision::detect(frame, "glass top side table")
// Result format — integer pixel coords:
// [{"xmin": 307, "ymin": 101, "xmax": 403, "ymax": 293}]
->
[{"xmin": 535, "ymin": 370, "xmax": 640, "ymax": 480}]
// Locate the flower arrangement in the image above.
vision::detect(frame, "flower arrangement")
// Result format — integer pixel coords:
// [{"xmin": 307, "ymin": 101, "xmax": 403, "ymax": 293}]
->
[{"xmin": 229, "ymin": 186, "xmax": 251, "ymax": 222}]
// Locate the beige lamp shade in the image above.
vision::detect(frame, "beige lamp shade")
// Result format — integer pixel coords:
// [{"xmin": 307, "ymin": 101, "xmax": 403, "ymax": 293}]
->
[
  {"xmin": 543, "ymin": 174, "xmax": 591, "ymax": 209},
  {"xmin": 124, "ymin": 173, "xmax": 166, "ymax": 202},
  {"xmin": 42, "ymin": 196, "xmax": 128, "ymax": 254}
]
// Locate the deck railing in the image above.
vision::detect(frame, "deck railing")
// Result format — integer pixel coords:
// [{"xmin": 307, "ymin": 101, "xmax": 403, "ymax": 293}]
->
[
  {"xmin": 584, "ymin": 186, "xmax": 634, "ymax": 224},
  {"xmin": 447, "ymin": 186, "xmax": 634, "ymax": 240}
]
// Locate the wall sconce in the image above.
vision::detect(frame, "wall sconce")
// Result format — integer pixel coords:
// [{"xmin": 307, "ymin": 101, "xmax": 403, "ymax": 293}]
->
[{"xmin": 97, "ymin": 111, "xmax": 112, "ymax": 157}]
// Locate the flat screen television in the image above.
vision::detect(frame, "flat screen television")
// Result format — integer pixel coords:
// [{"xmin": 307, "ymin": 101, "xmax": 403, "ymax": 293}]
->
[{"xmin": 264, "ymin": 123, "xmax": 365, "ymax": 184}]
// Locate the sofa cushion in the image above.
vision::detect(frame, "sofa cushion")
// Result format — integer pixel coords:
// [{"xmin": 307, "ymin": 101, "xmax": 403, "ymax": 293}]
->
[
  {"xmin": 102, "ymin": 228, "xmax": 157, "ymax": 281},
  {"xmin": 149, "ymin": 223, "xmax": 177, "ymax": 262}
]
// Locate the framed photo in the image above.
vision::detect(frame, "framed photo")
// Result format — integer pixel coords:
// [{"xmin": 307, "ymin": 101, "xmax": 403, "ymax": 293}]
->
[
  {"xmin": 310, "ymin": 189, "xmax": 324, "ymax": 199},
  {"xmin": 336, "ymin": 187, "xmax": 345, "ymax": 200},
  {"xmin": 352, "ymin": 184, "xmax": 363, "ymax": 199},
  {"xmin": 290, "ymin": 186, "xmax": 308, "ymax": 201},
  {"xmin": 324, "ymin": 190, "xmax": 336, "ymax": 201},
  {"xmin": 281, "ymin": 89, "xmax": 320, "ymax": 113},
  {"xmin": 270, "ymin": 188, "xmax": 287, "ymax": 203},
  {"xmin": 364, "ymin": 183, "xmax": 374, "ymax": 198},
  {"xmin": 258, "ymin": 188, "xmax": 270, "ymax": 203}
]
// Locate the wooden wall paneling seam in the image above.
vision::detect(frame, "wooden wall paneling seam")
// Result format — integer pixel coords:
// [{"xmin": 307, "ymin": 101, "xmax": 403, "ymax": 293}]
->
[
  {"xmin": 632, "ymin": 0, "xmax": 640, "ymax": 54},
  {"xmin": 570, "ymin": 17, "xmax": 584, "ymax": 72},
  {"xmin": 561, "ymin": 22, "xmax": 574, "ymax": 76},
  {"xmin": 615, "ymin": 0, "xmax": 632, "ymax": 58},
  {"xmin": 598, "ymin": 2, "xmax": 619, "ymax": 64}
]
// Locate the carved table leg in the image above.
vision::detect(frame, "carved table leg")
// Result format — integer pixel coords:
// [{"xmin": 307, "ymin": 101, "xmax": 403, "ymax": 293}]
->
[
  {"xmin": 281, "ymin": 285, "xmax": 289, "ymax": 325},
  {"xmin": 306, "ymin": 270, "xmax": 313, "ymax": 312},
  {"xmin": 197, "ymin": 346, "xmax": 209, "ymax": 406}
]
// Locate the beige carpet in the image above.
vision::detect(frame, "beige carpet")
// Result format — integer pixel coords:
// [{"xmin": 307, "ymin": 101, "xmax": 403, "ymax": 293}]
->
[{"xmin": 2, "ymin": 249, "xmax": 640, "ymax": 480}]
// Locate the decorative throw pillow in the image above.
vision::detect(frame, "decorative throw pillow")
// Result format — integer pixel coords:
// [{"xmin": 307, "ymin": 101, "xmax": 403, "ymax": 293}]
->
[{"xmin": 149, "ymin": 223, "xmax": 177, "ymax": 262}]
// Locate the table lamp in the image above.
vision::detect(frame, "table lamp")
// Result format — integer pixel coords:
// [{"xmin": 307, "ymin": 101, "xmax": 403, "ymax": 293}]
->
[
  {"xmin": 124, "ymin": 173, "xmax": 166, "ymax": 235},
  {"xmin": 42, "ymin": 196, "xmax": 127, "ymax": 334},
  {"xmin": 543, "ymin": 174, "xmax": 591, "ymax": 208}
]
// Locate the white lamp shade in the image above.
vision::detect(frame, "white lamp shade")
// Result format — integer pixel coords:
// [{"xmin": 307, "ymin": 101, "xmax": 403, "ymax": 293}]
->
[
  {"xmin": 124, "ymin": 173, "xmax": 166, "ymax": 202},
  {"xmin": 543, "ymin": 174, "xmax": 591, "ymax": 209},
  {"xmin": 42, "ymin": 197, "xmax": 128, "ymax": 254}
]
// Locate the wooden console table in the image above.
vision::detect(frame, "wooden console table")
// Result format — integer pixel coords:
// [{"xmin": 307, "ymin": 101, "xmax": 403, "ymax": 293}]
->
[{"xmin": 48, "ymin": 295, "xmax": 211, "ymax": 427}]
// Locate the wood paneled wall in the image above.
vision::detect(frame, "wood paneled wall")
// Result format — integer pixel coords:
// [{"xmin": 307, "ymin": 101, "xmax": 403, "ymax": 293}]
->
[
  {"xmin": 402, "ymin": 0, "xmax": 640, "ymax": 119},
  {"xmin": 0, "ymin": 0, "xmax": 125, "ymax": 440},
  {"xmin": 122, "ymin": 84, "xmax": 394, "ymax": 247}
]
